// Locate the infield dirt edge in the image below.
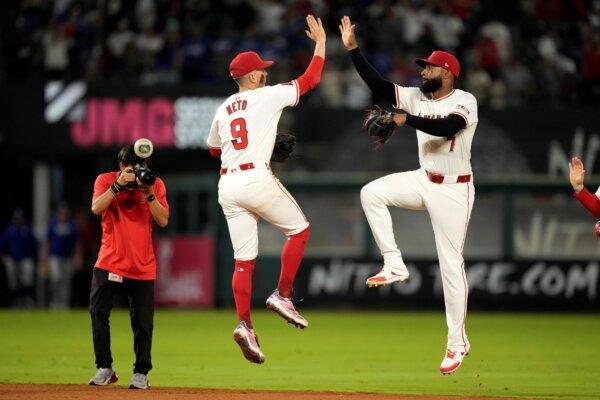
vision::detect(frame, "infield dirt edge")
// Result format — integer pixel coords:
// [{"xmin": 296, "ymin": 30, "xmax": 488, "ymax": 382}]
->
[{"xmin": 0, "ymin": 383, "xmax": 532, "ymax": 400}]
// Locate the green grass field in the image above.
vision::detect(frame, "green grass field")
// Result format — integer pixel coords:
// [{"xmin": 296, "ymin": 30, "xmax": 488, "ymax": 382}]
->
[{"xmin": 0, "ymin": 310, "xmax": 599, "ymax": 399}]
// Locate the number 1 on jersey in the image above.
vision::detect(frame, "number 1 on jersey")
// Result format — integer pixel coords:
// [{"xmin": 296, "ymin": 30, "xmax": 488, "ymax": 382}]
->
[
  {"xmin": 230, "ymin": 118, "xmax": 249, "ymax": 150},
  {"xmin": 448, "ymin": 135, "xmax": 456, "ymax": 152}
]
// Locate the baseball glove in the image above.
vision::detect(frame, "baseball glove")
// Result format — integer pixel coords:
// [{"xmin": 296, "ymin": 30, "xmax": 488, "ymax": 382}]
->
[
  {"xmin": 363, "ymin": 105, "xmax": 397, "ymax": 149},
  {"xmin": 271, "ymin": 132, "xmax": 296, "ymax": 162}
]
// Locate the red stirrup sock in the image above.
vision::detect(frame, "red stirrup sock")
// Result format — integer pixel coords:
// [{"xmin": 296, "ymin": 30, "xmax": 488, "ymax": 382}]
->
[
  {"xmin": 278, "ymin": 226, "xmax": 311, "ymax": 298},
  {"xmin": 232, "ymin": 259, "xmax": 256, "ymax": 328}
]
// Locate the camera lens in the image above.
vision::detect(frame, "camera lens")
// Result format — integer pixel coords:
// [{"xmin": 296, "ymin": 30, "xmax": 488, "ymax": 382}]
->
[{"xmin": 139, "ymin": 169, "xmax": 156, "ymax": 186}]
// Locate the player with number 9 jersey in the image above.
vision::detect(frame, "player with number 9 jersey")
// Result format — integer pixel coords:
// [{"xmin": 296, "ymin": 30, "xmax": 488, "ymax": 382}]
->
[
  {"xmin": 206, "ymin": 15, "xmax": 326, "ymax": 365},
  {"xmin": 208, "ymin": 79, "xmax": 300, "ymax": 167}
]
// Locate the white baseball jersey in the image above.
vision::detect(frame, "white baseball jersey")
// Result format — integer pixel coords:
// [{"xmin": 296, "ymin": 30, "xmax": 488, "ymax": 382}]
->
[
  {"xmin": 394, "ymin": 85, "xmax": 478, "ymax": 176},
  {"xmin": 361, "ymin": 85, "xmax": 479, "ymax": 353},
  {"xmin": 207, "ymin": 81, "xmax": 300, "ymax": 167},
  {"xmin": 207, "ymin": 81, "xmax": 308, "ymax": 261}
]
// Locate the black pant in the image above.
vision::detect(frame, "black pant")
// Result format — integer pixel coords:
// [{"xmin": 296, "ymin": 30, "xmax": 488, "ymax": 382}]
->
[{"xmin": 89, "ymin": 268, "xmax": 154, "ymax": 374}]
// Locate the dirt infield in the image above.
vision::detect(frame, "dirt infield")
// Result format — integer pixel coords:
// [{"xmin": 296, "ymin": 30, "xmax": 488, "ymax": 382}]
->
[{"xmin": 0, "ymin": 384, "xmax": 518, "ymax": 400}]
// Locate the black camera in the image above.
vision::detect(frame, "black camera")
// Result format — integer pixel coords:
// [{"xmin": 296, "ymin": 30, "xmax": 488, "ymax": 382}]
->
[
  {"xmin": 119, "ymin": 139, "xmax": 157, "ymax": 189},
  {"xmin": 133, "ymin": 164, "xmax": 156, "ymax": 186},
  {"xmin": 125, "ymin": 164, "xmax": 156, "ymax": 189}
]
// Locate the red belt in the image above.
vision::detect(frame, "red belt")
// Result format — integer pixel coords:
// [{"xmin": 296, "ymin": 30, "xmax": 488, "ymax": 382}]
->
[
  {"xmin": 427, "ymin": 171, "xmax": 471, "ymax": 184},
  {"xmin": 220, "ymin": 162, "xmax": 255, "ymax": 175}
]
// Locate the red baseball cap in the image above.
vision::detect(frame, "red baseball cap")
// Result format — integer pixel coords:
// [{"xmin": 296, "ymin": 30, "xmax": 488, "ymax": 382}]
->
[
  {"xmin": 229, "ymin": 51, "xmax": 274, "ymax": 79},
  {"xmin": 416, "ymin": 51, "xmax": 460, "ymax": 77}
]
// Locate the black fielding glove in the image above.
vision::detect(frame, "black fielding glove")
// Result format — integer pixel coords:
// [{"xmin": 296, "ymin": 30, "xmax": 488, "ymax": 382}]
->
[
  {"xmin": 271, "ymin": 132, "xmax": 296, "ymax": 162},
  {"xmin": 363, "ymin": 105, "xmax": 398, "ymax": 149}
]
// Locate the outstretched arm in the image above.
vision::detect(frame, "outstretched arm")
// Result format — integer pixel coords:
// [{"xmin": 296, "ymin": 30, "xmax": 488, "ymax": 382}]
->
[
  {"xmin": 573, "ymin": 187, "xmax": 600, "ymax": 218},
  {"xmin": 295, "ymin": 15, "xmax": 326, "ymax": 96},
  {"xmin": 570, "ymin": 157, "xmax": 600, "ymax": 218},
  {"xmin": 340, "ymin": 16, "xmax": 396, "ymax": 105}
]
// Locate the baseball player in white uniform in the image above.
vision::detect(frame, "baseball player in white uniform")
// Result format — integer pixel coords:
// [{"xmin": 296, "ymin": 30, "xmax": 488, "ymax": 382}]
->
[
  {"xmin": 340, "ymin": 16, "xmax": 477, "ymax": 374},
  {"xmin": 207, "ymin": 15, "xmax": 326, "ymax": 364}
]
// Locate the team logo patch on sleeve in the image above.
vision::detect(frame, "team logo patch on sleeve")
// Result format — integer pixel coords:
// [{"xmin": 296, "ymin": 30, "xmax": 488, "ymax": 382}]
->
[{"xmin": 455, "ymin": 104, "xmax": 470, "ymax": 114}]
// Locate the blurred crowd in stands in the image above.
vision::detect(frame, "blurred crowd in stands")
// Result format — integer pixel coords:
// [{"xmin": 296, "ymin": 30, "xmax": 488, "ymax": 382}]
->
[
  {"xmin": 0, "ymin": 206, "xmax": 97, "ymax": 309},
  {"xmin": 1, "ymin": 0, "xmax": 599, "ymax": 107},
  {"xmin": 1, "ymin": 0, "xmax": 600, "ymax": 109}
]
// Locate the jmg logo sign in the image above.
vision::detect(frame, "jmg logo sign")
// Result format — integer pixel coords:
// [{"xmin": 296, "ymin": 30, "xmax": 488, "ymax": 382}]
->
[{"xmin": 44, "ymin": 81, "xmax": 224, "ymax": 149}]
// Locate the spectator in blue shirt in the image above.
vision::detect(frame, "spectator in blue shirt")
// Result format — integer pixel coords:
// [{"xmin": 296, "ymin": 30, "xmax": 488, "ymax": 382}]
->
[
  {"xmin": 0, "ymin": 208, "xmax": 38, "ymax": 308},
  {"xmin": 42, "ymin": 204, "xmax": 80, "ymax": 309}
]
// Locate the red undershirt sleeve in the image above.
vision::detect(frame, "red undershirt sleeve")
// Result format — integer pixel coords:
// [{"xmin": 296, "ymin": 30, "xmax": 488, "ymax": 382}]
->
[
  {"xmin": 209, "ymin": 147, "xmax": 221, "ymax": 157},
  {"xmin": 573, "ymin": 187, "xmax": 600, "ymax": 218},
  {"xmin": 295, "ymin": 56, "xmax": 325, "ymax": 96}
]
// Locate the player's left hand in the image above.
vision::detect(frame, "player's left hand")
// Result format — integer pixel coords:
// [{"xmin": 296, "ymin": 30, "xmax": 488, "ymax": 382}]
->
[
  {"xmin": 363, "ymin": 106, "xmax": 398, "ymax": 150},
  {"xmin": 392, "ymin": 113, "xmax": 407, "ymax": 126},
  {"xmin": 271, "ymin": 132, "xmax": 296, "ymax": 162},
  {"xmin": 305, "ymin": 15, "xmax": 325, "ymax": 43},
  {"xmin": 569, "ymin": 157, "xmax": 585, "ymax": 193}
]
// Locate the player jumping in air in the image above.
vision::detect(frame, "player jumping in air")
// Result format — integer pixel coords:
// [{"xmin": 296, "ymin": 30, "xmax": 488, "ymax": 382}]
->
[
  {"xmin": 340, "ymin": 16, "xmax": 478, "ymax": 374},
  {"xmin": 207, "ymin": 15, "xmax": 326, "ymax": 364}
]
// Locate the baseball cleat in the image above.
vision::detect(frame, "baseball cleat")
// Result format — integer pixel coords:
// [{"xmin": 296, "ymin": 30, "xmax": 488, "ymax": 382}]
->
[
  {"xmin": 233, "ymin": 321, "xmax": 265, "ymax": 364},
  {"xmin": 366, "ymin": 265, "xmax": 409, "ymax": 287},
  {"xmin": 128, "ymin": 373, "xmax": 149, "ymax": 389},
  {"xmin": 439, "ymin": 349, "xmax": 466, "ymax": 375},
  {"xmin": 266, "ymin": 290, "xmax": 308, "ymax": 329},
  {"xmin": 88, "ymin": 367, "xmax": 118, "ymax": 386}
]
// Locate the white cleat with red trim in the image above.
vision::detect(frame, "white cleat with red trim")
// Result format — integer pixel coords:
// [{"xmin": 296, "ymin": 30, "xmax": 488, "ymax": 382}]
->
[
  {"xmin": 439, "ymin": 349, "xmax": 467, "ymax": 375},
  {"xmin": 365, "ymin": 265, "xmax": 409, "ymax": 287}
]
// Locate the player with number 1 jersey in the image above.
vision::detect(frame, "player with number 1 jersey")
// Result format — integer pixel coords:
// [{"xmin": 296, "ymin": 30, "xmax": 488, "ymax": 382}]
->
[
  {"xmin": 340, "ymin": 16, "xmax": 478, "ymax": 375},
  {"xmin": 206, "ymin": 15, "xmax": 326, "ymax": 364}
]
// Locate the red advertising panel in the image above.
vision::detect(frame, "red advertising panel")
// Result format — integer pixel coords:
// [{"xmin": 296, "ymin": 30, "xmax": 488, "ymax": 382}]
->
[{"xmin": 154, "ymin": 236, "xmax": 215, "ymax": 308}]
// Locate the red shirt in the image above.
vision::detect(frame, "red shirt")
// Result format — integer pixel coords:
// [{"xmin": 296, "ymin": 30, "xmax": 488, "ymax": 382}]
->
[{"xmin": 92, "ymin": 172, "xmax": 169, "ymax": 280}]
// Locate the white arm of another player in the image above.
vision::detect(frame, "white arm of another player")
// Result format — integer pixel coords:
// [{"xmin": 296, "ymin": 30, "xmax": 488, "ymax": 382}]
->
[{"xmin": 207, "ymin": 116, "xmax": 222, "ymax": 157}]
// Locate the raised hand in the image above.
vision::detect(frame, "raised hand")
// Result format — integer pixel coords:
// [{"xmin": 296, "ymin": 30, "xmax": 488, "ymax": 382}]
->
[
  {"xmin": 305, "ymin": 15, "xmax": 325, "ymax": 43},
  {"xmin": 569, "ymin": 157, "xmax": 585, "ymax": 192},
  {"xmin": 339, "ymin": 15, "xmax": 357, "ymax": 50}
]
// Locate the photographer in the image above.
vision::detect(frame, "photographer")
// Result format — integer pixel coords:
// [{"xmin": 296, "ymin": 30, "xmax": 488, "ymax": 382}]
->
[{"xmin": 88, "ymin": 142, "xmax": 168, "ymax": 390}]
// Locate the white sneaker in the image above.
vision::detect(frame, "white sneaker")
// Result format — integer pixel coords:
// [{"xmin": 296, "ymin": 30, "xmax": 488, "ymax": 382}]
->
[
  {"xmin": 129, "ymin": 373, "xmax": 149, "ymax": 389},
  {"xmin": 365, "ymin": 265, "xmax": 409, "ymax": 287},
  {"xmin": 88, "ymin": 367, "xmax": 118, "ymax": 386},
  {"xmin": 439, "ymin": 348, "xmax": 466, "ymax": 375}
]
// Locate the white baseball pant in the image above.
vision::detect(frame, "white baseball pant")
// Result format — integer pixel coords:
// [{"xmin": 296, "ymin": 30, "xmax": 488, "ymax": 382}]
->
[
  {"xmin": 218, "ymin": 166, "xmax": 309, "ymax": 261},
  {"xmin": 360, "ymin": 168, "xmax": 474, "ymax": 352}
]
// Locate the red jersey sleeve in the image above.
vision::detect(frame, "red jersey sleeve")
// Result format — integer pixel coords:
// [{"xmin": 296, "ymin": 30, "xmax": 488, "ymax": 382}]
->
[
  {"xmin": 154, "ymin": 178, "xmax": 169, "ymax": 211},
  {"xmin": 209, "ymin": 147, "xmax": 222, "ymax": 157},
  {"xmin": 93, "ymin": 173, "xmax": 114, "ymax": 200},
  {"xmin": 574, "ymin": 187, "xmax": 600, "ymax": 218},
  {"xmin": 295, "ymin": 56, "xmax": 325, "ymax": 96}
]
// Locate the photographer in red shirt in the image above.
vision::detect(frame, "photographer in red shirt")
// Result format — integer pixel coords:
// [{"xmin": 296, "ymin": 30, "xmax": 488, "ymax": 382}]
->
[{"xmin": 88, "ymin": 143, "xmax": 169, "ymax": 390}]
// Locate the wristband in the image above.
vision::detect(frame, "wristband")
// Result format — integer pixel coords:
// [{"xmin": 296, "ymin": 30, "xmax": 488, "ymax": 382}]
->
[
  {"xmin": 146, "ymin": 194, "xmax": 156, "ymax": 203},
  {"xmin": 110, "ymin": 181, "xmax": 124, "ymax": 196}
]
